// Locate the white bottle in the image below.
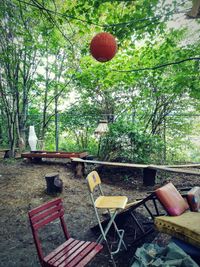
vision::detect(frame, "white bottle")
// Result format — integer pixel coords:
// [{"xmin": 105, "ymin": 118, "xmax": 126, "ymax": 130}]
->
[{"xmin": 28, "ymin": 126, "xmax": 38, "ymax": 151}]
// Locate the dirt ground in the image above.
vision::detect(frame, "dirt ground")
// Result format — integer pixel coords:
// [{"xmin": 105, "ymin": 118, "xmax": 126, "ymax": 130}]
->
[{"xmin": 0, "ymin": 155, "xmax": 200, "ymax": 267}]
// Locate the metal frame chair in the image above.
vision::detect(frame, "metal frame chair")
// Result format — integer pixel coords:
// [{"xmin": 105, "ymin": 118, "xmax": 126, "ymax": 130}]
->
[
  {"xmin": 86, "ymin": 171, "xmax": 128, "ymax": 265},
  {"xmin": 90, "ymin": 188, "xmax": 170, "ymax": 249},
  {"xmin": 91, "ymin": 184, "xmax": 200, "ymax": 250},
  {"xmin": 28, "ymin": 198, "xmax": 103, "ymax": 267}
]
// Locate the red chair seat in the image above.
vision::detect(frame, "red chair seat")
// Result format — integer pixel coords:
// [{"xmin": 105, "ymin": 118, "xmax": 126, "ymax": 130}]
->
[{"xmin": 43, "ymin": 238, "xmax": 102, "ymax": 267}]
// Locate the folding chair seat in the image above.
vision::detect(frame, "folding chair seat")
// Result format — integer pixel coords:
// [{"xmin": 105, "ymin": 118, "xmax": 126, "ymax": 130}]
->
[
  {"xmin": 86, "ymin": 171, "xmax": 128, "ymax": 263},
  {"xmin": 28, "ymin": 198, "xmax": 103, "ymax": 267}
]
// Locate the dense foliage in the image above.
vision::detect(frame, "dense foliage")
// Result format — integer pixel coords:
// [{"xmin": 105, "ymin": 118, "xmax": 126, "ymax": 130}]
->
[{"xmin": 0, "ymin": 0, "xmax": 199, "ymax": 162}]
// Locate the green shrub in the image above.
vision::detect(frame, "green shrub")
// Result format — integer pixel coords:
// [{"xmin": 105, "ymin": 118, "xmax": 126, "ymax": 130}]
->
[{"xmin": 100, "ymin": 121, "xmax": 164, "ymax": 163}]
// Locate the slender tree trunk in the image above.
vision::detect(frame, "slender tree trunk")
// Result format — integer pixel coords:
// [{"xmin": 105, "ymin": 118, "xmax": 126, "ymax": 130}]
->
[
  {"xmin": 41, "ymin": 46, "xmax": 49, "ymax": 141},
  {"xmin": 55, "ymin": 95, "xmax": 59, "ymax": 151}
]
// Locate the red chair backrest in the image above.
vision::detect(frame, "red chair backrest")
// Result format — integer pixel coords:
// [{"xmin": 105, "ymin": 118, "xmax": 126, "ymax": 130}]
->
[
  {"xmin": 29, "ymin": 198, "xmax": 65, "ymax": 230},
  {"xmin": 28, "ymin": 198, "xmax": 69, "ymax": 265}
]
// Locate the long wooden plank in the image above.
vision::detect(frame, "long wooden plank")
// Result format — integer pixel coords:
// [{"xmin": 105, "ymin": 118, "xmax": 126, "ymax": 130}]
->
[
  {"xmin": 71, "ymin": 158, "xmax": 200, "ymax": 169},
  {"xmin": 71, "ymin": 158, "xmax": 200, "ymax": 175},
  {"xmin": 70, "ymin": 158, "xmax": 148, "ymax": 168},
  {"xmin": 147, "ymin": 163, "xmax": 200, "ymax": 168},
  {"xmin": 149, "ymin": 165, "xmax": 200, "ymax": 176},
  {"xmin": 162, "ymin": 163, "xmax": 200, "ymax": 168}
]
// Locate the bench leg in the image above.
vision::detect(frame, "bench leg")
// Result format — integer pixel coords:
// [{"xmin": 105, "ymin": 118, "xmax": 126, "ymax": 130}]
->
[
  {"xmin": 4, "ymin": 150, "xmax": 16, "ymax": 158},
  {"xmin": 33, "ymin": 157, "xmax": 42, "ymax": 163},
  {"xmin": 143, "ymin": 168, "xmax": 157, "ymax": 186},
  {"xmin": 26, "ymin": 157, "xmax": 42, "ymax": 163},
  {"xmin": 4, "ymin": 150, "xmax": 10, "ymax": 159},
  {"xmin": 72, "ymin": 162, "xmax": 85, "ymax": 178}
]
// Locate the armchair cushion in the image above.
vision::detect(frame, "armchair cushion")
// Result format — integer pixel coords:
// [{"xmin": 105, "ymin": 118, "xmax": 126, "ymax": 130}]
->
[
  {"xmin": 155, "ymin": 182, "xmax": 189, "ymax": 216},
  {"xmin": 155, "ymin": 211, "xmax": 200, "ymax": 248},
  {"xmin": 187, "ymin": 186, "xmax": 200, "ymax": 212}
]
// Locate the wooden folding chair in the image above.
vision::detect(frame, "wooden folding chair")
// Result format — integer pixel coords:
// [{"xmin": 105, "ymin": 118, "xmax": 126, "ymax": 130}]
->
[
  {"xmin": 86, "ymin": 171, "xmax": 128, "ymax": 266},
  {"xmin": 28, "ymin": 198, "xmax": 103, "ymax": 267}
]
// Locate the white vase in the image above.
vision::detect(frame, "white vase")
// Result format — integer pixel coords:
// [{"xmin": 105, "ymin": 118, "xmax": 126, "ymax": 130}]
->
[{"xmin": 28, "ymin": 126, "xmax": 38, "ymax": 151}]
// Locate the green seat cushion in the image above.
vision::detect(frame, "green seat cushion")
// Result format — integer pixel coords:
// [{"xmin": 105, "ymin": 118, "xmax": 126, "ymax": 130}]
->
[{"xmin": 155, "ymin": 211, "xmax": 200, "ymax": 248}]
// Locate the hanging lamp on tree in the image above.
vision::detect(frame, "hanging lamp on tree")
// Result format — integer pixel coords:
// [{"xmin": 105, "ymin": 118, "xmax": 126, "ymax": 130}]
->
[{"xmin": 90, "ymin": 32, "xmax": 118, "ymax": 62}]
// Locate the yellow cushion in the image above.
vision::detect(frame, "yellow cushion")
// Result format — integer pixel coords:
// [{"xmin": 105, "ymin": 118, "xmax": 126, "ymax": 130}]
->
[{"xmin": 155, "ymin": 211, "xmax": 200, "ymax": 248}]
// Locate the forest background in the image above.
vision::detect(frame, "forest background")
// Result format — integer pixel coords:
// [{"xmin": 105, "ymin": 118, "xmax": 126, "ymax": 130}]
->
[{"xmin": 0, "ymin": 0, "xmax": 200, "ymax": 164}]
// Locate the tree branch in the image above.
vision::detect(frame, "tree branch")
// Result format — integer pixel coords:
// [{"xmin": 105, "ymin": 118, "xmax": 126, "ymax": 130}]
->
[
  {"xmin": 111, "ymin": 57, "xmax": 200, "ymax": 72},
  {"xmin": 17, "ymin": 0, "xmax": 190, "ymax": 29}
]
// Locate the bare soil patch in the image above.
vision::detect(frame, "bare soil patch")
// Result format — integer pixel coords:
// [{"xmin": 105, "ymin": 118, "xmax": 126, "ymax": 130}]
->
[{"xmin": 0, "ymin": 157, "xmax": 199, "ymax": 267}]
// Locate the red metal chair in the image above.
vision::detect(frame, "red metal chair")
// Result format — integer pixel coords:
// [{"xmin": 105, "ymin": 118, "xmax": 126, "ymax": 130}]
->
[{"xmin": 28, "ymin": 198, "xmax": 103, "ymax": 267}]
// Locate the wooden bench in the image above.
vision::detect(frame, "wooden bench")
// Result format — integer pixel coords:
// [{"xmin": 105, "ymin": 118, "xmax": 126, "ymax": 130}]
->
[
  {"xmin": 21, "ymin": 151, "xmax": 88, "ymax": 163},
  {"xmin": 70, "ymin": 158, "xmax": 155, "ymax": 185},
  {"xmin": 70, "ymin": 158, "xmax": 200, "ymax": 185}
]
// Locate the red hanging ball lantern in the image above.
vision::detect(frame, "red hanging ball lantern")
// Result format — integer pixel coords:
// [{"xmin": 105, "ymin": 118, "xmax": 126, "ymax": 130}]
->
[{"xmin": 90, "ymin": 32, "xmax": 117, "ymax": 62}]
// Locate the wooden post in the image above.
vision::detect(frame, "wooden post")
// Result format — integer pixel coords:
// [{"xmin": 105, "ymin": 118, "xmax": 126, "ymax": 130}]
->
[
  {"xmin": 3, "ymin": 149, "xmax": 17, "ymax": 158},
  {"xmin": 26, "ymin": 157, "xmax": 42, "ymax": 163},
  {"xmin": 75, "ymin": 162, "xmax": 85, "ymax": 178},
  {"xmin": 71, "ymin": 161, "xmax": 85, "ymax": 178},
  {"xmin": 143, "ymin": 168, "xmax": 157, "ymax": 186},
  {"xmin": 45, "ymin": 173, "xmax": 63, "ymax": 194},
  {"xmin": 4, "ymin": 149, "xmax": 11, "ymax": 159}
]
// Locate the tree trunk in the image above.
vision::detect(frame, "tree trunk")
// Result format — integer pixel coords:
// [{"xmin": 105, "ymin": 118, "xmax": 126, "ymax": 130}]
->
[{"xmin": 55, "ymin": 95, "xmax": 59, "ymax": 151}]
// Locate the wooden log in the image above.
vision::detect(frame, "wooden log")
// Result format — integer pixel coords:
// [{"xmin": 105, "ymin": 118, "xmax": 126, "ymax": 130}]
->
[{"xmin": 45, "ymin": 173, "xmax": 63, "ymax": 194}]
